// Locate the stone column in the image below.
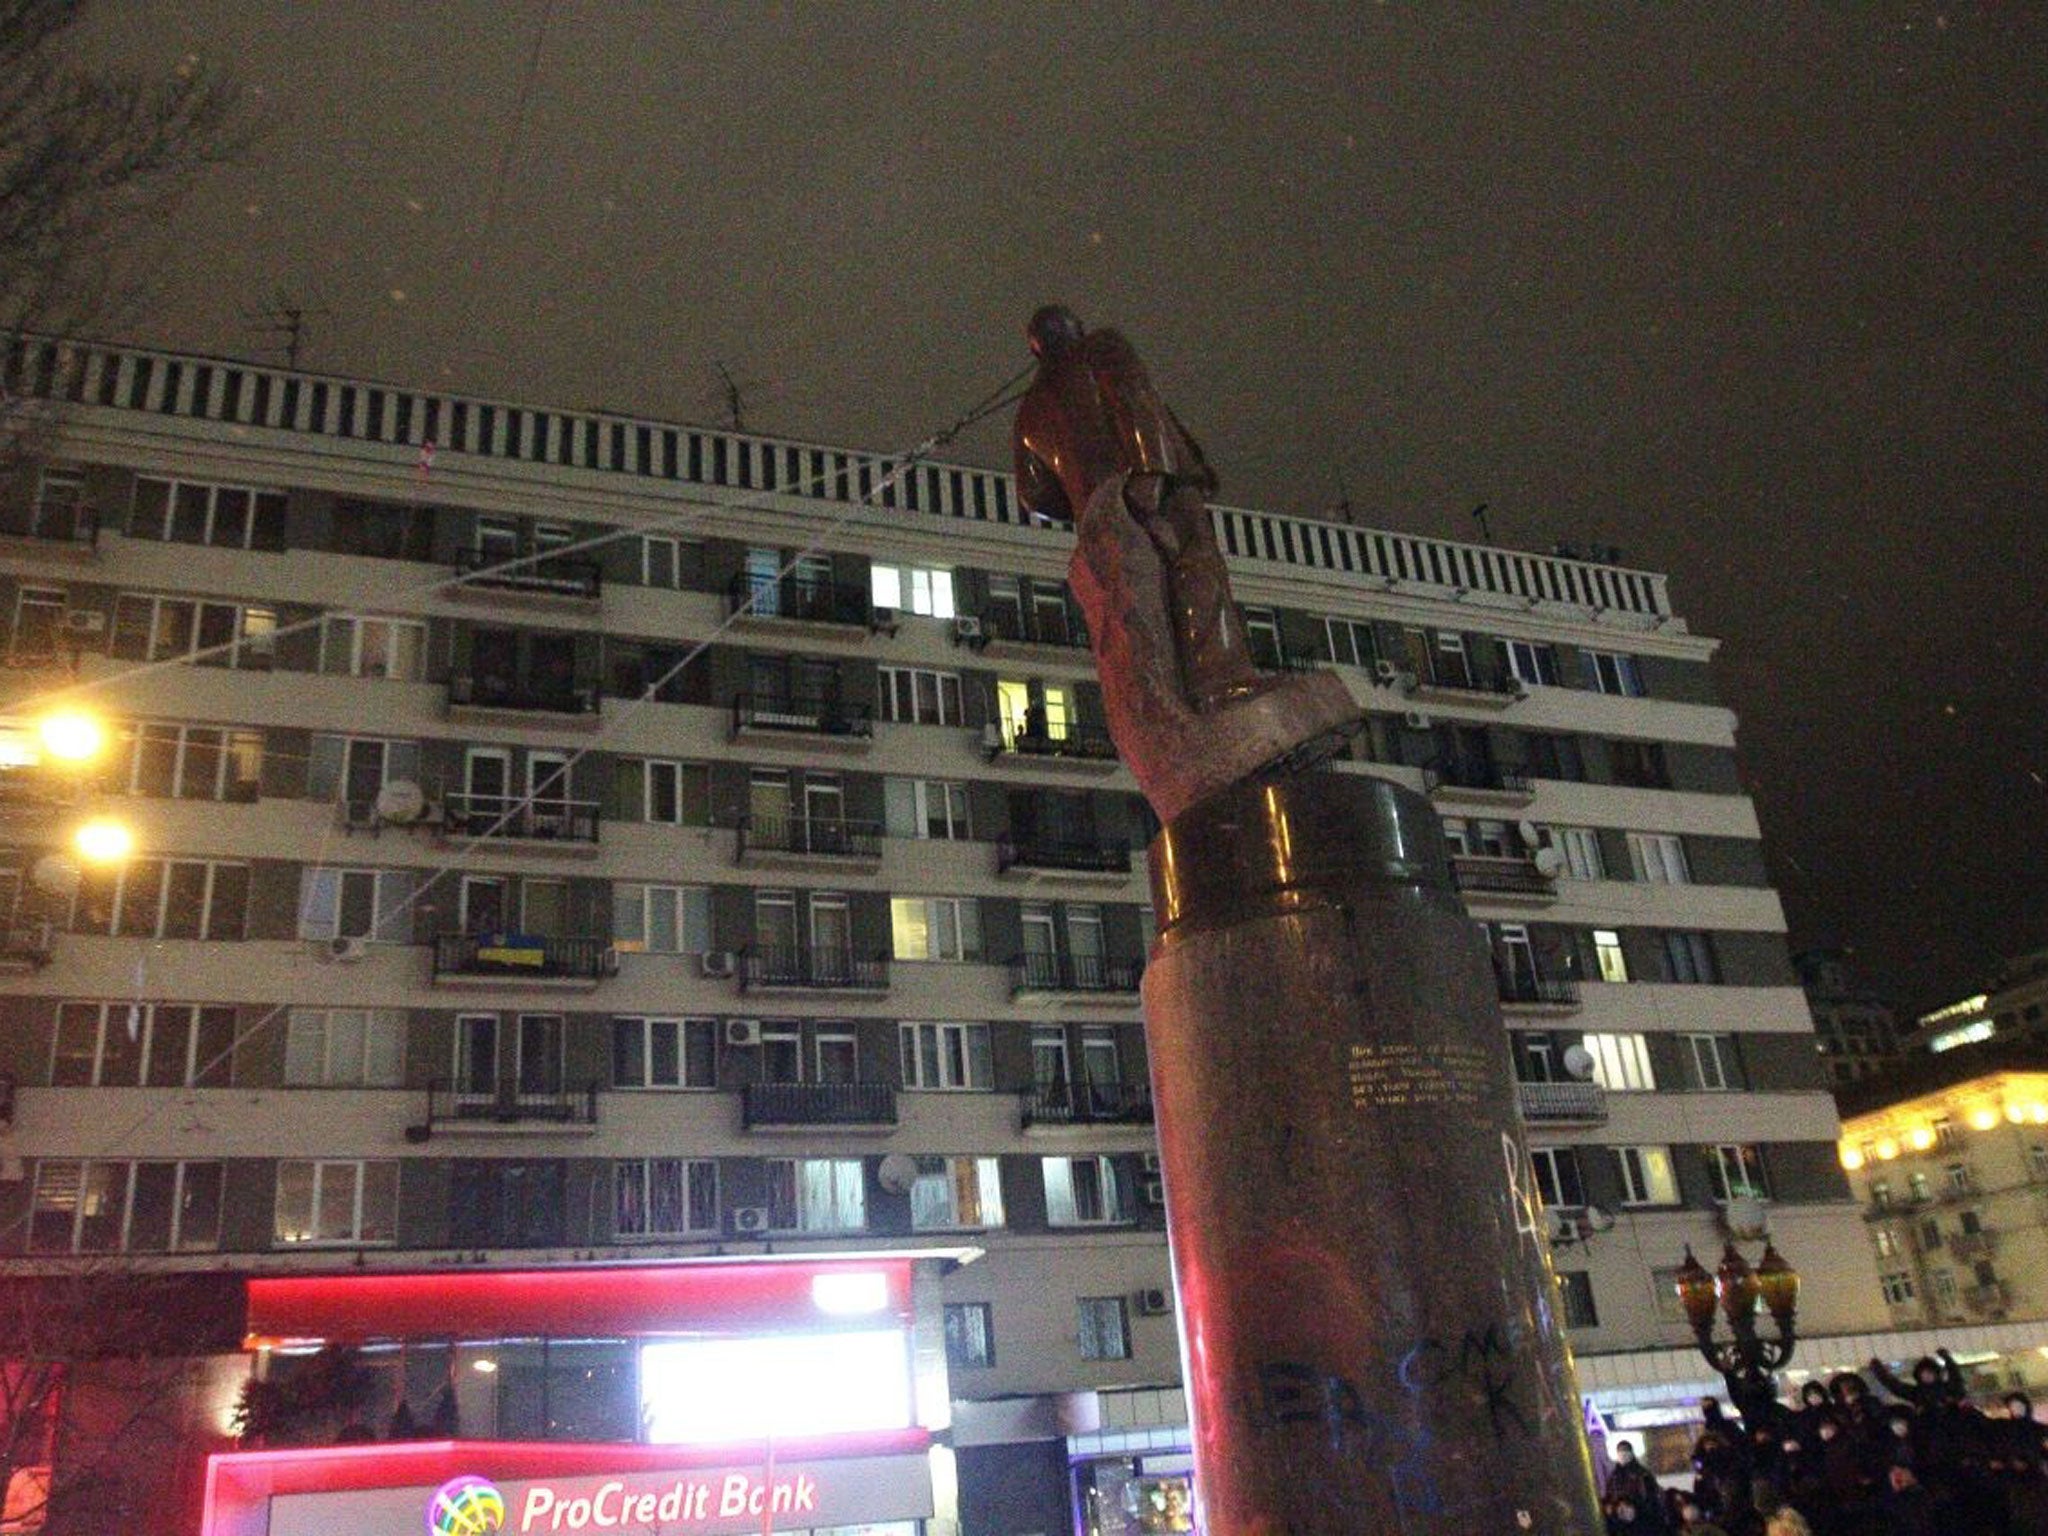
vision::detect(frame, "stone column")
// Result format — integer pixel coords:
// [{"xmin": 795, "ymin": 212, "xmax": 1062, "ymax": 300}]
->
[{"xmin": 1142, "ymin": 772, "xmax": 1601, "ymax": 1534}]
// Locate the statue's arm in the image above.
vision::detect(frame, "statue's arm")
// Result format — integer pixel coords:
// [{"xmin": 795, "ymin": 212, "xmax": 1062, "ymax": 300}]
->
[{"xmin": 1014, "ymin": 441, "xmax": 1072, "ymax": 526}]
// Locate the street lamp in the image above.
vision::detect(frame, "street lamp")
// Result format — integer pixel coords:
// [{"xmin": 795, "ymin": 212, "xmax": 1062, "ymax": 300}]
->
[
  {"xmin": 72, "ymin": 817, "xmax": 134, "ymax": 865},
  {"xmin": 37, "ymin": 708, "xmax": 108, "ymax": 765},
  {"xmin": 1674, "ymin": 1241, "xmax": 1800, "ymax": 1380}
]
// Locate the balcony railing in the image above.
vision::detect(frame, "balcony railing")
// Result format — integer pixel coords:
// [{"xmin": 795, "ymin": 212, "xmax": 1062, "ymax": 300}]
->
[
  {"xmin": 442, "ymin": 792, "xmax": 601, "ymax": 846},
  {"xmin": 727, "ymin": 574, "xmax": 872, "ymax": 629},
  {"xmin": 448, "ymin": 674, "xmax": 601, "ymax": 719},
  {"xmin": 1404, "ymin": 667, "xmax": 1523, "ymax": 703},
  {"xmin": 1863, "ymin": 1193, "xmax": 1931, "ymax": 1221},
  {"xmin": 1022, "ymin": 1079, "xmax": 1155, "ymax": 1129},
  {"xmin": 0, "ymin": 503, "xmax": 98, "ymax": 548},
  {"xmin": 742, "ymin": 1081, "xmax": 898, "ymax": 1130},
  {"xmin": 1964, "ymin": 1280, "xmax": 2011, "ymax": 1314},
  {"xmin": 1516, "ymin": 1080, "xmax": 1608, "ymax": 1125},
  {"xmin": 730, "ymin": 693, "xmax": 873, "ymax": 741},
  {"xmin": 0, "ymin": 921, "xmax": 54, "ymax": 973},
  {"xmin": 425, "ymin": 1078, "xmax": 600, "ymax": 1128},
  {"xmin": 1496, "ymin": 974, "xmax": 1580, "ymax": 1009},
  {"xmin": 998, "ymin": 726, "xmax": 1118, "ymax": 764},
  {"xmin": 1252, "ymin": 645, "xmax": 1325, "ymax": 675},
  {"xmin": 739, "ymin": 945, "xmax": 890, "ymax": 993},
  {"xmin": 1009, "ymin": 952, "xmax": 1144, "ymax": 997},
  {"xmin": 1452, "ymin": 853, "xmax": 1556, "ymax": 899},
  {"xmin": 973, "ymin": 606, "xmax": 1087, "ymax": 650},
  {"xmin": 453, "ymin": 547, "xmax": 602, "ymax": 600},
  {"xmin": 735, "ymin": 813, "xmax": 882, "ymax": 862},
  {"xmin": 432, "ymin": 933, "xmax": 618, "ymax": 984},
  {"xmin": 1424, "ymin": 760, "xmax": 1532, "ymax": 797},
  {"xmin": 1948, "ymin": 1230, "xmax": 1996, "ymax": 1260},
  {"xmin": 997, "ymin": 832, "xmax": 1132, "ymax": 877}
]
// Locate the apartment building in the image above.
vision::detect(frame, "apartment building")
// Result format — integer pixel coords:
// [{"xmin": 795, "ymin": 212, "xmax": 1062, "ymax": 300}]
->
[
  {"xmin": 1900, "ymin": 949, "xmax": 2048, "ymax": 1059},
  {"xmin": 0, "ymin": 336, "xmax": 1894, "ymax": 1533},
  {"xmin": 1795, "ymin": 947, "xmax": 1902, "ymax": 1087}
]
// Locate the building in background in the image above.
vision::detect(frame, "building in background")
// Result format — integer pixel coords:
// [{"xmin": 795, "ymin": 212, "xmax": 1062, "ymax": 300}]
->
[
  {"xmin": 1794, "ymin": 947, "xmax": 1902, "ymax": 1086},
  {"xmin": 1900, "ymin": 949, "xmax": 2048, "ymax": 1060},
  {"xmin": 0, "ymin": 336, "xmax": 1936, "ymax": 1531}
]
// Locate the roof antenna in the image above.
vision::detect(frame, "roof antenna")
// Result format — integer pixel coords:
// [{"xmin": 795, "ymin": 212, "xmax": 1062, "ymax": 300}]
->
[
  {"xmin": 715, "ymin": 360, "xmax": 747, "ymax": 433},
  {"xmin": 1332, "ymin": 470, "xmax": 1357, "ymax": 526},
  {"xmin": 1470, "ymin": 502, "xmax": 1494, "ymax": 544},
  {"xmin": 245, "ymin": 291, "xmax": 332, "ymax": 369}
]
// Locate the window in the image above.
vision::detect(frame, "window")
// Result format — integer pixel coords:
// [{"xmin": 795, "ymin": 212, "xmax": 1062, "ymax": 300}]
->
[
  {"xmin": 297, "ymin": 867, "xmax": 416, "ymax": 943},
  {"xmin": 1078, "ymin": 1296, "xmax": 1131, "ymax": 1361},
  {"xmin": 612, "ymin": 884, "xmax": 710, "ymax": 953},
  {"xmin": 1503, "ymin": 639, "xmax": 1560, "ymax": 687},
  {"xmin": 1607, "ymin": 739, "xmax": 1670, "ymax": 789},
  {"xmin": 53, "ymin": 1002, "xmax": 236, "ymax": 1087},
  {"xmin": 1681, "ymin": 1034, "xmax": 1733, "ymax": 1091},
  {"xmin": 1241, "ymin": 607, "xmax": 1281, "ymax": 668},
  {"xmin": 1524, "ymin": 733, "xmax": 1587, "ymax": 782},
  {"xmin": 815, "ymin": 1030, "xmax": 857, "ymax": 1084},
  {"xmin": 129, "ymin": 476, "xmax": 287, "ymax": 549},
  {"xmin": 1932, "ymin": 1117, "xmax": 1958, "ymax": 1150},
  {"xmin": 1880, "ymin": 1272, "xmax": 1917, "ymax": 1306},
  {"xmin": 307, "ymin": 735, "xmax": 421, "ymax": 806},
  {"xmin": 283, "ymin": 1009, "xmax": 405, "ymax": 1086},
  {"xmin": 1042, "ymin": 1156, "xmax": 1133, "ymax": 1226},
  {"xmin": 996, "ymin": 679, "xmax": 1074, "ymax": 745},
  {"xmin": 1581, "ymin": 650, "xmax": 1646, "ymax": 696},
  {"xmin": 1323, "ymin": 616, "xmax": 1377, "ymax": 668},
  {"xmin": 611, "ymin": 1017, "xmax": 717, "ymax": 1089},
  {"xmin": 1529, "ymin": 1147, "xmax": 1585, "ymax": 1208},
  {"xmin": 1614, "ymin": 1146, "xmax": 1679, "ymax": 1206},
  {"xmin": 118, "ymin": 723, "xmax": 264, "ymax": 802},
  {"xmin": 1555, "ymin": 827, "xmax": 1604, "ymax": 880},
  {"xmin": 274, "ymin": 1160, "xmax": 398, "ymax": 1244},
  {"xmin": 884, "ymin": 778, "xmax": 970, "ymax": 840},
  {"xmin": 32, "ymin": 469, "xmax": 89, "ymax": 540},
  {"xmin": 877, "ymin": 666, "xmax": 964, "ymax": 724},
  {"xmin": 111, "ymin": 594, "xmax": 275, "ymax": 669},
  {"xmin": 1584, "ymin": 1033, "xmax": 1656, "ymax": 1091},
  {"xmin": 871, "ymin": 563, "xmax": 955, "ymax": 618},
  {"xmin": 1874, "ymin": 1227, "xmax": 1900, "ymax": 1258},
  {"xmin": 1556, "ymin": 1271, "xmax": 1598, "ymax": 1329},
  {"xmin": 909, "ymin": 1157, "xmax": 1005, "ymax": 1230},
  {"xmin": 2029, "ymin": 1145, "xmax": 2048, "ymax": 1181},
  {"xmin": 73, "ymin": 858, "xmax": 248, "ymax": 939},
  {"xmin": 1706, "ymin": 1144, "xmax": 1768, "ymax": 1202},
  {"xmin": 765, "ymin": 1158, "xmax": 866, "ymax": 1232},
  {"xmin": 640, "ymin": 535, "xmax": 701, "ymax": 590},
  {"xmin": 613, "ymin": 1158, "xmax": 718, "ymax": 1237},
  {"xmin": 317, "ymin": 615, "xmax": 425, "ymax": 680},
  {"xmin": 1664, "ymin": 931, "xmax": 1719, "ymax": 983},
  {"xmin": 1627, "ymin": 833, "xmax": 1692, "ymax": 884},
  {"xmin": 30, "ymin": 1160, "xmax": 223, "ymax": 1253},
  {"xmin": 1929, "ymin": 1269, "xmax": 1958, "ymax": 1309},
  {"xmin": 944, "ymin": 1303, "xmax": 994, "ymax": 1369},
  {"xmin": 899, "ymin": 1022, "xmax": 993, "ymax": 1090},
  {"xmin": 1592, "ymin": 929, "xmax": 1629, "ymax": 984},
  {"xmin": 1944, "ymin": 1161, "xmax": 1973, "ymax": 1196},
  {"xmin": 9, "ymin": 586, "xmax": 66, "ymax": 660},
  {"xmin": 614, "ymin": 758, "xmax": 709, "ymax": 825},
  {"xmin": 891, "ymin": 896, "xmax": 983, "ymax": 961}
]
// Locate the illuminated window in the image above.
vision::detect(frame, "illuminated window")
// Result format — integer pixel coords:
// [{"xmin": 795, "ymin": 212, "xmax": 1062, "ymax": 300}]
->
[
  {"xmin": 899, "ymin": 1022, "xmax": 992, "ymax": 1090},
  {"xmin": 613, "ymin": 1158, "xmax": 718, "ymax": 1237},
  {"xmin": 944, "ymin": 1303, "xmax": 995, "ymax": 1369},
  {"xmin": 871, "ymin": 563, "xmax": 956, "ymax": 618},
  {"xmin": 1874, "ymin": 1227, "xmax": 1899, "ymax": 1258},
  {"xmin": 765, "ymin": 1158, "xmax": 865, "ymax": 1232},
  {"xmin": 1584, "ymin": 1033, "xmax": 1656, "ymax": 1091},
  {"xmin": 1043, "ymin": 1156, "xmax": 1133, "ymax": 1226},
  {"xmin": 891, "ymin": 896, "xmax": 982, "ymax": 961},
  {"xmin": 996, "ymin": 679, "xmax": 1073, "ymax": 745},
  {"xmin": 284, "ymin": 1009, "xmax": 404, "ymax": 1087},
  {"xmin": 274, "ymin": 1160, "xmax": 397, "ymax": 1245},
  {"xmin": 883, "ymin": 777, "xmax": 970, "ymax": 840},
  {"xmin": 1614, "ymin": 1146, "xmax": 1679, "ymax": 1206},
  {"xmin": 1078, "ymin": 1296, "xmax": 1131, "ymax": 1361},
  {"xmin": 1626, "ymin": 832, "xmax": 1691, "ymax": 885},
  {"xmin": 1706, "ymin": 1145, "xmax": 1768, "ymax": 1203},
  {"xmin": 611, "ymin": 1017, "xmax": 717, "ymax": 1089},
  {"xmin": 1592, "ymin": 930, "xmax": 1629, "ymax": 984},
  {"xmin": 910, "ymin": 1157, "xmax": 1005, "ymax": 1230}
]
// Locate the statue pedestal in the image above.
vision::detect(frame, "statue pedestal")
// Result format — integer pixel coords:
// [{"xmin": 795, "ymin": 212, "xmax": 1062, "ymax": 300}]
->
[{"xmin": 1143, "ymin": 772, "xmax": 1602, "ymax": 1534}]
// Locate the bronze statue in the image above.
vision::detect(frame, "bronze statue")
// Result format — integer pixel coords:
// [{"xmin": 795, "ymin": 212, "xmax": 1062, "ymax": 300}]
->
[{"xmin": 1013, "ymin": 306, "xmax": 1360, "ymax": 821}]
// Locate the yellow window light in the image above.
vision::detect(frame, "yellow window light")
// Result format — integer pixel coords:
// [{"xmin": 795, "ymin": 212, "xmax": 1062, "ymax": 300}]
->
[
  {"xmin": 73, "ymin": 818, "xmax": 134, "ymax": 864},
  {"xmin": 38, "ymin": 709, "xmax": 107, "ymax": 763},
  {"xmin": 1874, "ymin": 1138, "xmax": 1899, "ymax": 1161},
  {"xmin": 1970, "ymin": 1107, "xmax": 2000, "ymax": 1132},
  {"xmin": 1907, "ymin": 1127, "xmax": 1935, "ymax": 1152}
]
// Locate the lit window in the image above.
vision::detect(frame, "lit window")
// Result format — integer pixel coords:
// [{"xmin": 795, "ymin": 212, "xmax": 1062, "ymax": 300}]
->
[
  {"xmin": 871, "ymin": 563, "xmax": 956, "ymax": 618},
  {"xmin": 891, "ymin": 896, "xmax": 982, "ymax": 961},
  {"xmin": 1042, "ymin": 1156, "xmax": 1133, "ymax": 1225},
  {"xmin": 765, "ymin": 1158, "xmax": 865, "ymax": 1232},
  {"xmin": 1706, "ymin": 1144, "xmax": 1768, "ymax": 1202},
  {"xmin": 1614, "ymin": 1146, "xmax": 1679, "ymax": 1206},
  {"xmin": 909, "ymin": 1157, "xmax": 1004, "ymax": 1230},
  {"xmin": 1584, "ymin": 1033, "xmax": 1656, "ymax": 1091},
  {"xmin": 274, "ymin": 1160, "xmax": 398, "ymax": 1244},
  {"xmin": 1592, "ymin": 930, "xmax": 1629, "ymax": 984},
  {"xmin": 613, "ymin": 1158, "xmax": 718, "ymax": 1237}
]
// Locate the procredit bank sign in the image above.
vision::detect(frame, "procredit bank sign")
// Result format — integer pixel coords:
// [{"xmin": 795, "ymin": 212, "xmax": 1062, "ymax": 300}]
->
[{"xmin": 265, "ymin": 1454, "xmax": 933, "ymax": 1536}]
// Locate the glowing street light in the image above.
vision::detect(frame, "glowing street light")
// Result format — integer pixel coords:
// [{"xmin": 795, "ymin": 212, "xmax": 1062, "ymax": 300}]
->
[
  {"xmin": 73, "ymin": 818, "xmax": 134, "ymax": 864},
  {"xmin": 37, "ymin": 709, "xmax": 107, "ymax": 764}
]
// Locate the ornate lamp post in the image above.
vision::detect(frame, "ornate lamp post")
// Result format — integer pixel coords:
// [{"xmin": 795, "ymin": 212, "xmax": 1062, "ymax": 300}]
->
[{"xmin": 1674, "ymin": 1242, "xmax": 1800, "ymax": 1415}]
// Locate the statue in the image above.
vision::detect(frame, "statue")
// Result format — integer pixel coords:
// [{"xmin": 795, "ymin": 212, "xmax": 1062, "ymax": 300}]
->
[{"xmin": 1012, "ymin": 306, "xmax": 1360, "ymax": 822}]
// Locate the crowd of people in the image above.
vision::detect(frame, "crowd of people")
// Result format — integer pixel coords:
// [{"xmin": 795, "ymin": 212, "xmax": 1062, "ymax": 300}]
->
[{"xmin": 1601, "ymin": 1350, "xmax": 2048, "ymax": 1534}]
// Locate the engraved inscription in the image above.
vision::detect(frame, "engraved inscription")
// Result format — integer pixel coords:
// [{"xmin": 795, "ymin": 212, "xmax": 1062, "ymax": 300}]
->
[{"xmin": 1348, "ymin": 1041, "xmax": 1488, "ymax": 1111}]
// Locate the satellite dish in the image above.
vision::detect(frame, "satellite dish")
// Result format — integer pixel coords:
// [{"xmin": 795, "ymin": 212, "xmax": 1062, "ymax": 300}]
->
[
  {"xmin": 1562, "ymin": 1044, "xmax": 1596, "ymax": 1081},
  {"xmin": 876, "ymin": 1153, "xmax": 921, "ymax": 1195},
  {"xmin": 1584, "ymin": 1204, "xmax": 1616, "ymax": 1234},
  {"xmin": 31, "ymin": 853, "xmax": 81, "ymax": 898},
  {"xmin": 1533, "ymin": 846, "xmax": 1566, "ymax": 878},
  {"xmin": 1723, "ymin": 1196, "xmax": 1769, "ymax": 1241},
  {"xmin": 1517, "ymin": 819, "xmax": 1543, "ymax": 846},
  {"xmin": 375, "ymin": 779, "xmax": 427, "ymax": 824},
  {"xmin": 1545, "ymin": 1208, "xmax": 1574, "ymax": 1241}
]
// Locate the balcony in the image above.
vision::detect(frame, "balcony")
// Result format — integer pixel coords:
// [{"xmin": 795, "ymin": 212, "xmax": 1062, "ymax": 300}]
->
[
  {"xmin": 1863, "ymin": 1194, "xmax": 1930, "ymax": 1221},
  {"xmin": 729, "ymin": 693, "xmax": 873, "ymax": 751},
  {"xmin": 0, "ymin": 763, "xmax": 88, "ymax": 815},
  {"xmin": 431, "ymin": 933, "xmax": 618, "ymax": 990},
  {"xmin": 726, "ymin": 574, "xmax": 873, "ymax": 634},
  {"xmin": 1964, "ymin": 1280, "xmax": 2011, "ymax": 1315},
  {"xmin": 997, "ymin": 831, "xmax": 1133, "ymax": 886},
  {"xmin": 1021, "ymin": 1079, "xmax": 1155, "ymax": 1132},
  {"xmin": 0, "ymin": 503, "xmax": 98, "ymax": 557},
  {"xmin": 1010, "ymin": 952, "xmax": 1144, "ymax": 1006},
  {"xmin": 1423, "ymin": 760, "xmax": 1534, "ymax": 807},
  {"xmin": 0, "ymin": 921, "xmax": 54, "ymax": 975},
  {"xmin": 439, "ymin": 792, "xmax": 601, "ymax": 854},
  {"xmin": 420, "ymin": 1078, "xmax": 600, "ymax": 1136},
  {"xmin": 734, "ymin": 813, "xmax": 882, "ymax": 871},
  {"xmin": 741, "ymin": 1081, "xmax": 897, "ymax": 1133},
  {"xmin": 1402, "ymin": 668, "xmax": 1524, "ymax": 710},
  {"xmin": 1496, "ymin": 974, "xmax": 1581, "ymax": 1014},
  {"xmin": 450, "ymin": 548, "xmax": 602, "ymax": 604},
  {"xmin": 961, "ymin": 607, "xmax": 1089, "ymax": 662},
  {"xmin": 446, "ymin": 675, "xmax": 602, "ymax": 731},
  {"xmin": 1516, "ymin": 1080, "xmax": 1608, "ymax": 1126},
  {"xmin": 738, "ymin": 945, "xmax": 890, "ymax": 996},
  {"xmin": 985, "ymin": 725, "xmax": 1119, "ymax": 773},
  {"xmin": 1452, "ymin": 853, "xmax": 1557, "ymax": 905},
  {"xmin": 1253, "ymin": 646, "xmax": 1325, "ymax": 676}
]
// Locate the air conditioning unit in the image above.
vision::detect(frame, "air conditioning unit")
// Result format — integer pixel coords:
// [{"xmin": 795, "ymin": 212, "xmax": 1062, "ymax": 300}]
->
[
  {"xmin": 62, "ymin": 609, "xmax": 106, "ymax": 637},
  {"xmin": 952, "ymin": 616, "xmax": 984, "ymax": 643},
  {"xmin": 700, "ymin": 950, "xmax": 736, "ymax": 979},
  {"xmin": 732, "ymin": 1206, "xmax": 771, "ymax": 1235},
  {"xmin": 1134, "ymin": 1286, "xmax": 1172, "ymax": 1316},
  {"xmin": 1372, "ymin": 658, "xmax": 1401, "ymax": 683},
  {"xmin": 326, "ymin": 935, "xmax": 370, "ymax": 963},
  {"xmin": 869, "ymin": 606, "xmax": 899, "ymax": 637},
  {"xmin": 1141, "ymin": 1179, "xmax": 1166, "ymax": 1206},
  {"xmin": 1403, "ymin": 711, "xmax": 1433, "ymax": 731},
  {"xmin": 724, "ymin": 1018, "xmax": 762, "ymax": 1047}
]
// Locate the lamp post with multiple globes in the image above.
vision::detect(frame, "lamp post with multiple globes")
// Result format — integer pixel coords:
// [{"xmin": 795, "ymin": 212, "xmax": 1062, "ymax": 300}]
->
[{"xmin": 1673, "ymin": 1241, "xmax": 1801, "ymax": 1421}]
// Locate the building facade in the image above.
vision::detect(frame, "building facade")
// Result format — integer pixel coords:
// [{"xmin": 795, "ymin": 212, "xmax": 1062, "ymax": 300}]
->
[
  {"xmin": 0, "ymin": 336, "xmax": 1893, "ymax": 1531},
  {"xmin": 1794, "ymin": 947, "xmax": 1901, "ymax": 1086},
  {"xmin": 1900, "ymin": 949, "xmax": 2048, "ymax": 1059}
]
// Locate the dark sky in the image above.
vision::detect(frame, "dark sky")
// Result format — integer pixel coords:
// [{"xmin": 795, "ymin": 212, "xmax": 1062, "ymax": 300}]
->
[{"xmin": 70, "ymin": 3, "xmax": 2048, "ymax": 1015}]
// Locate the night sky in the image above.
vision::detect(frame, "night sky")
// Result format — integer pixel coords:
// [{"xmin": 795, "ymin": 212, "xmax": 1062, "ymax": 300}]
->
[{"xmin": 67, "ymin": 4, "xmax": 2048, "ymax": 1016}]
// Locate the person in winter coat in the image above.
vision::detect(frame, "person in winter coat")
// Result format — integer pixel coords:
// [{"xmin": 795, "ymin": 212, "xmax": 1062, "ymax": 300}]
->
[
  {"xmin": 1605, "ymin": 1440, "xmax": 1667, "ymax": 1531},
  {"xmin": 1869, "ymin": 1347, "xmax": 1966, "ymax": 1415}
]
